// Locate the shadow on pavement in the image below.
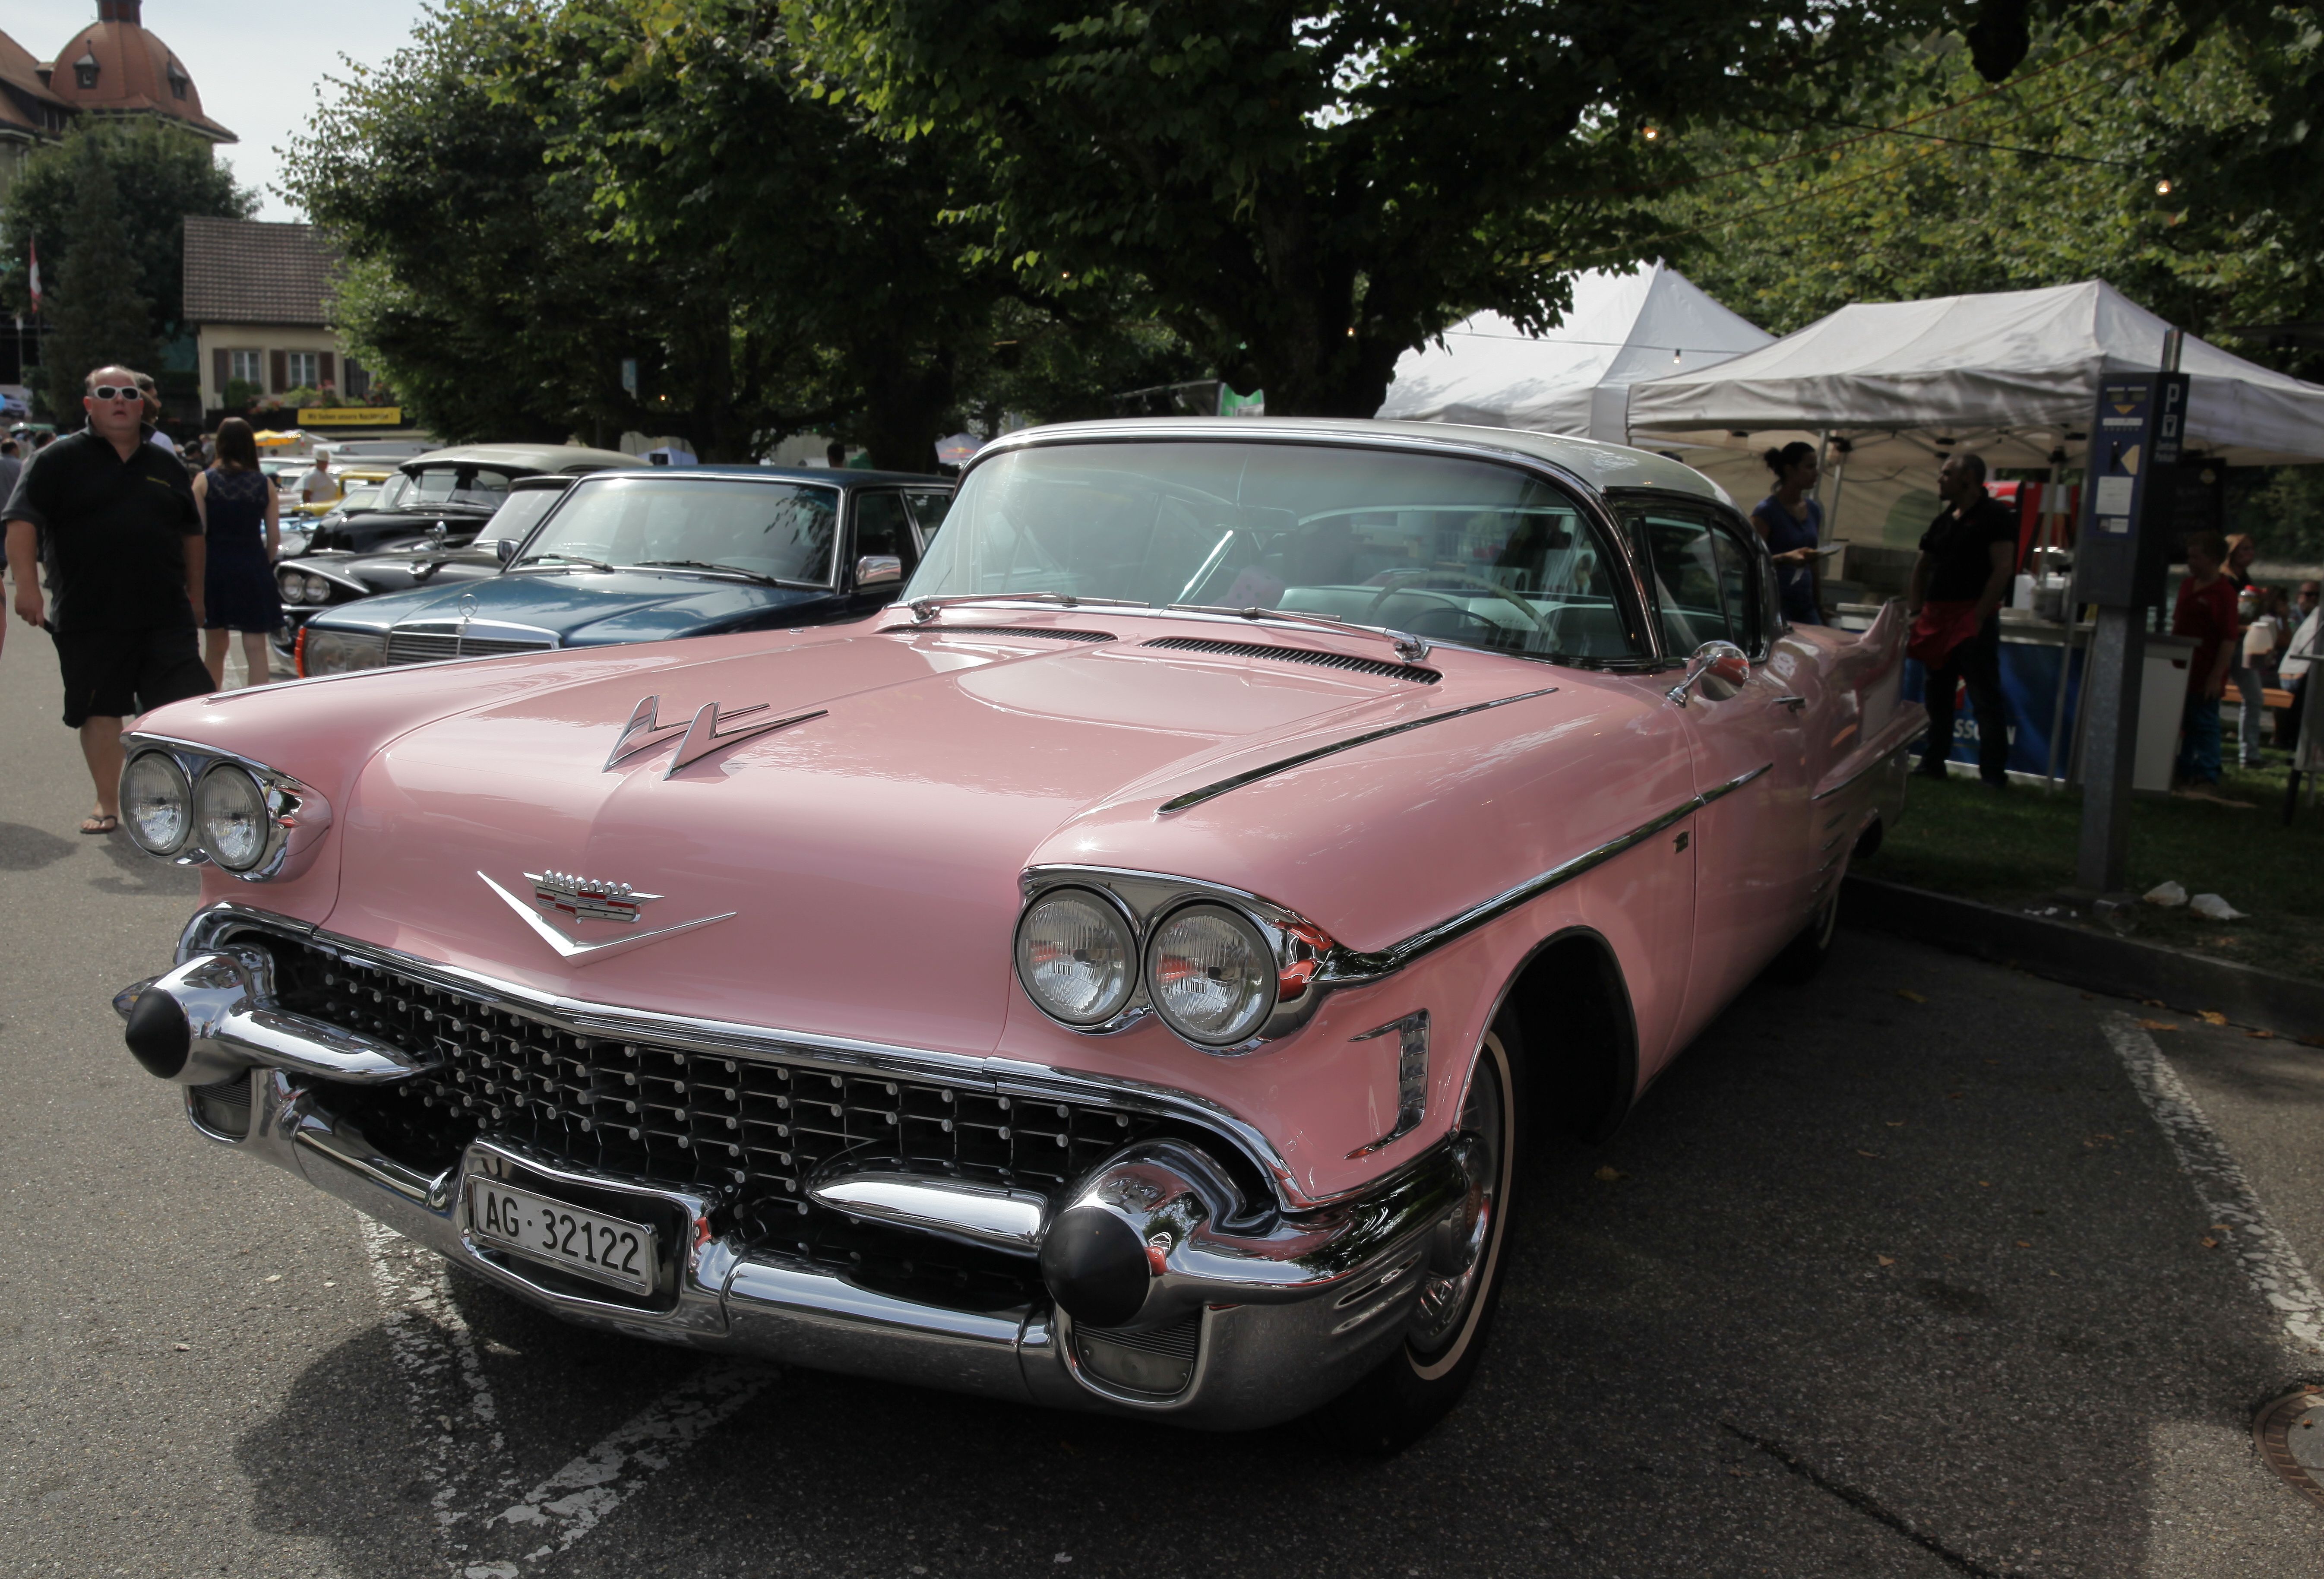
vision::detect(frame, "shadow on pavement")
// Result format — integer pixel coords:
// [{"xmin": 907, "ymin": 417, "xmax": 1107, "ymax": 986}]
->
[
  {"xmin": 238, "ymin": 931, "xmax": 2303, "ymax": 1579},
  {"xmin": 87, "ymin": 831, "xmax": 204, "ymax": 896}
]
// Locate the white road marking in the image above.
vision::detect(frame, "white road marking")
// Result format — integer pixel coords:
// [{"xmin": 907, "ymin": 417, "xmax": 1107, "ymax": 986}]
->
[
  {"xmin": 487, "ymin": 1361, "xmax": 774, "ymax": 1563},
  {"xmin": 357, "ymin": 1214, "xmax": 773, "ymax": 1573},
  {"xmin": 360, "ymin": 1217, "xmax": 512, "ymax": 1538},
  {"xmin": 2104, "ymin": 1013, "xmax": 2324, "ymax": 1356}
]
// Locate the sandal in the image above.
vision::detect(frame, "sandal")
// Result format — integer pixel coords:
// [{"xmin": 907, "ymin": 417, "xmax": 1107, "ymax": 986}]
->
[{"xmin": 79, "ymin": 813, "xmax": 119, "ymax": 835}]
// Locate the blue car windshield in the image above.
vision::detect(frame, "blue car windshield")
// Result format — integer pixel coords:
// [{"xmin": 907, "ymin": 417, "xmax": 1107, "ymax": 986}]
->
[
  {"xmin": 902, "ymin": 440, "xmax": 1643, "ymax": 661},
  {"xmin": 516, "ymin": 476, "xmax": 841, "ymax": 585}
]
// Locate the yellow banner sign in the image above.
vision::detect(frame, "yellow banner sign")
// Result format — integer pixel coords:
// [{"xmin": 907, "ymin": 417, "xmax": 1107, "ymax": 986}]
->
[{"xmin": 297, "ymin": 406, "xmax": 404, "ymax": 426}]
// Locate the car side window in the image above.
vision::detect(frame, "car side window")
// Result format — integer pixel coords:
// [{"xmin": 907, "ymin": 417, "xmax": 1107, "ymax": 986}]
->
[
  {"xmin": 853, "ymin": 491, "xmax": 921, "ymax": 576},
  {"xmin": 902, "ymin": 489, "xmax": 951, "ymax": 549},
  {"xmin": 1628, "ymin": 506, "xmax": 1768, "ymax": 658}
]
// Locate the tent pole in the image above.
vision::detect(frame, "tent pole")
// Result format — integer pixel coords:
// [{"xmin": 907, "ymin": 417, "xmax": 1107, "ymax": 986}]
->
[
  {"xmin": 2040, "ymin": 452, "xmax": 2077, "ymax": 791},
  {"xmin": 1815, "ymin": 430, "xmax": 1836, "ymax": 543}
]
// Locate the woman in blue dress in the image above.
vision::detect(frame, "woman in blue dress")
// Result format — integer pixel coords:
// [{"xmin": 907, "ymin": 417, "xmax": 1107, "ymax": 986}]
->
[
  {"xmin": 1751, "ymin": 440, "xmax": 1826, "ymax": 627},
  {"xmin": 194, "ymin": 417, "xmax": 282, "ymax": 687}
]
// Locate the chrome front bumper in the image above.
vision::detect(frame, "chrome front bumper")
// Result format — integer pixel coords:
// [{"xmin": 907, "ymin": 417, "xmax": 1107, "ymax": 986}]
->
[{"xmin": 120, "ymin": 956, "xmax": 1466, "ymax": 1430}]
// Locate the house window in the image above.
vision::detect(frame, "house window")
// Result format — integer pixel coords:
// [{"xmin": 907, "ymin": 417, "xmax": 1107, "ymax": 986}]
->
[
  {"xmin": 228, "ymin": 350, "xmax": 261, "ymax": 386},
  {"xmin": 285, "ymin": 351, "xmax": 319, "ymax": 389},
  {"xmin": 343, "ymin": 359, "xmax": 371, "ymax": 400},
  {"xmin": 73, "ymin": 51, "xmax": 99, "ymax": 90},
  {"xmin": 167, "ymin": 60, "xmax": 189, "ymax": 100}
]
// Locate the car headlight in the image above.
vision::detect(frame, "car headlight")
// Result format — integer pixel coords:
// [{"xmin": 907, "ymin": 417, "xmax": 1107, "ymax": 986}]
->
[
  {"xmin": 1014, "ymin": 888, "xmax": 1136, "ymax": 1025},
  {"xmin": 195, "ymin": 763, "xmax": 272, "ymax": 873},
  {"xmin": 121, "ymin": 750, "xmax": 193, "ymax": 856},
  {"xmin": 1145, "ymin": 903, "xmax": 1275, "ymax": 1046},
  {"xmin": 303, "ymin": 628, "xmax": 387, "ymax": 675}
]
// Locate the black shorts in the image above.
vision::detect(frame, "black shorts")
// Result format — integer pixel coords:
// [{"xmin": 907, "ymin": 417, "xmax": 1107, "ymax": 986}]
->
[{"xmin": 51, "ymin": 623, "xmax": 215, "ymax": 728}]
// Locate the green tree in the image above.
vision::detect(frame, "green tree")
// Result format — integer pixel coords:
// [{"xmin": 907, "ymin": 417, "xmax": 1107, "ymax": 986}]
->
[
  {"xmin": 794, "ymin": 0, "xmax": 1951, "ymax": 416},
  {"xmin": 0, "ymin": 120, "xmax": 256, "ymax": 345},
  {"xmin": 38, "ymin": 136, "xmax": 159, "ymax": 418}
]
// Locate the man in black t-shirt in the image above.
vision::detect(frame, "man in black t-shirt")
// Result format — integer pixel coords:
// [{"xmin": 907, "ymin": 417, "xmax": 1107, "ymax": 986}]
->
[
  {"xmin": 1908, "ymin": 452, "xmax": 2019, "ymax": 788},
  {"xmin": 3, "ymin": 366, "xmax": 212, "ymax": 836}
]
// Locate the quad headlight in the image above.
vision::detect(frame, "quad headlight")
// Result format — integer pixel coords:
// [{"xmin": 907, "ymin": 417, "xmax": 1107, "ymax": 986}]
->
[
  {"xmin": 121, "ymin": 750, "xmax": 193, "ymax": 856},
  {"xmin": 277, "ymin": 568, "xmax": 334, "ymax": 605},
  {"xmin": 195, "ymin": 763, "xmax": 271, "ymax": 872},
  {"xmin": 301, "ymin": 628, "xmax": 388, "ymax": 675},
  {"xmin": 117, "ymin": 741, "xmax": 331, "ymax": 882},
  {"xmin": 1146, "ymin": 903, "xmax": 1275, "ymax": 1047},
  {"xmin": 1014, "ymin": 888, "xmax": 1136, "ymax": 1026},
  {"xmin": 1012, "ymin": 872, "xmax": 1341, "ymax": 1052}
]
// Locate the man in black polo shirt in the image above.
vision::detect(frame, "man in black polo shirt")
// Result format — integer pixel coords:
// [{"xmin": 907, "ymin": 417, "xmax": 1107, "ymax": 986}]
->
[
  {"xmin": 1907, "ymin": 451, "xmax": 2019, "ymax": 788},
  {"xmin": 3, "ymin": 366, "xmax": 211, "ymax": 835}
]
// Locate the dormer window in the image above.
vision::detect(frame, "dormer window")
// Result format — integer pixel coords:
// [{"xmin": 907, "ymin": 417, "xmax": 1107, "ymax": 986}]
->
[
  {"xmin": 73, "ymin": 48, "xmax": 99, "ymax": 91},
  {"xmin": 166, "ymin": 59, "xmax": 188, "ymax": 100}
]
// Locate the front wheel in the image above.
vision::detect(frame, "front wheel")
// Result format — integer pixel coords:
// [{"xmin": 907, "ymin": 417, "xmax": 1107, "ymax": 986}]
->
[
  {"xmin": 1766, "ymin": 878, "xmax": 1842, "ymax": 985},
  {"xmin": 1319, "ymin": 1011, "xmax": 1523, "ymax": 1453}
]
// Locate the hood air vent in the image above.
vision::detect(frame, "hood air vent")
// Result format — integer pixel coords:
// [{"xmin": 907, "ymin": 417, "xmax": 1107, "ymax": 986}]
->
[{"xmin": 1139, "ymin": 636, "xmax": 1440, "ymax": 683}]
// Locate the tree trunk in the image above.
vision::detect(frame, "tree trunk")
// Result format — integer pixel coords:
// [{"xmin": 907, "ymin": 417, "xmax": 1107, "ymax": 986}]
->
[{"xmin": 858, "ymin": 345, "xmax": 955, "ymax": 473}]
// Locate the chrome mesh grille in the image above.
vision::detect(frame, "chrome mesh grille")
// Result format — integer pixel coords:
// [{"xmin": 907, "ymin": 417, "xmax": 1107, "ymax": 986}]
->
[
  {"xmin": 256, "ymin": 935, "xmax": 1189, "ymax": 1226},
  {"xmin": 1138, "ymin": 635, "xmax": 1439, "ymax": 682},
  {"xmin": 384, "ymin": 631, "xmax": 555, "ymax": 665}
]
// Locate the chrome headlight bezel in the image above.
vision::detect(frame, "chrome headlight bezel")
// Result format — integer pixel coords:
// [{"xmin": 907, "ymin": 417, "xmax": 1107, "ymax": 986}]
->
[
  {"xmin": 1013, "ymin": 866, "xmax": 1341, "ymax": 1055},
  {"xmin": 119, "ymin": 735, "xmax": 332, "ymax": 883},
  {"xmin": 1012, "ymin": 885, "xmax": 1140, "ymax": 1028}
]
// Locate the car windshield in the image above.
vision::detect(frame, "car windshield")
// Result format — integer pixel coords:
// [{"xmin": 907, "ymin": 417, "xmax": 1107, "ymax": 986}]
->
[
  {"xmin": 475, "ymin": 487, "xmax": 567, "ymax": 556},
  {"xmin": 378, "ymin": 465, "xmax": 521, "ymax": 512},
  {"xmin": 515, "ymin": 475, "xmax": 840, "ymax": 584},
  {"xmin": 904, "ymin": 440, "xmax": 1642, "ymax": 661}
]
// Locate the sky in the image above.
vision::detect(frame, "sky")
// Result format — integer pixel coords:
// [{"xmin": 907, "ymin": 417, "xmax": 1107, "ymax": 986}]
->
[{"xmin": 0, "ymin": 0, "xmax": 438, "ymax": 220}]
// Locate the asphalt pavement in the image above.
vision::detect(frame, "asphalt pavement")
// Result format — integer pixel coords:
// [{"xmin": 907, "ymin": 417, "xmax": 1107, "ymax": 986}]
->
[{"xmin": 4, "ymin": 622, "xmax": 2323, "ymax": 1578}]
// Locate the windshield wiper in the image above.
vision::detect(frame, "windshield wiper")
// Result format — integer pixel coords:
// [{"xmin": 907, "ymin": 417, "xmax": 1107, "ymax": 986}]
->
[
  {"xmin": 1166, "ymin": 603, "xmax": 1433, "ymax": 665},
  {"xmin": 903, "ymin": 592, "xmax": 1151, "ymax": 623},
  {"xmin": 515, "ymin": 552, "xmax": 613, "ymax": 572},
  {"xmin": 627, "ymin": 559, "xmax": 785, "ymax": 585}
]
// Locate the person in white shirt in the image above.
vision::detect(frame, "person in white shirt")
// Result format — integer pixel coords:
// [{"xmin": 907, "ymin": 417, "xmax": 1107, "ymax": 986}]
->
[
  {"xmin": 296, "ymin": 448, "xmax": 341, "ymax": 506},
  {"xmin": 2281, "ymin": 581, "xmax": 2320, "ymax": 756},
  {"xmin": 2238, "ymin": 589, "xmax": 2281, "ymax": 766}
]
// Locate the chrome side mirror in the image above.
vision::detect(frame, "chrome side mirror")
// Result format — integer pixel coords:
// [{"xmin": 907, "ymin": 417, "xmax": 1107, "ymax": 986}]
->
[
  {"xmin": 1665, "ymin": 639, "xmax": 1750, "ymax": 707},
  {"xmin": 493, "ymin": 538, "xmax": 519, "ymax": 564},
  {"xmin": 855, "ymin": 554, "xmax": 904, "ymax": 590}
]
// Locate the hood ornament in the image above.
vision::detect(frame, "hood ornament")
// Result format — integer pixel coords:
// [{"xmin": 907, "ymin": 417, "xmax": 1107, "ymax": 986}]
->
[
  {"xmin": 603, "ymin": 693, "xmax": 828, "ymax": 778},
  {"xmin": 478, "ymin": 871, "xmax": 734, "ymax": 966}
]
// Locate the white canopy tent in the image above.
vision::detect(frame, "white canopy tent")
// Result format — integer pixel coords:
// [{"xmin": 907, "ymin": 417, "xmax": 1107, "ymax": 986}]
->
[
  {"xmin": 1377, "ymin": 262, "xmax": 1775, "ymax": 441},
  {"xmin": 1624, "ymin": 280, "xmax": 2324, "ymax": 541}
]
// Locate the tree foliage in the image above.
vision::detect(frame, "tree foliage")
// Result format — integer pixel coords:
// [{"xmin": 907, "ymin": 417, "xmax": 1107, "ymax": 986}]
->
[
  {"xmin": 1653, "ymin": 8, "xmax": 2319, "ymax": 370},
  {"xmin": 0, "ymin": 120, "xmax": 256, "ymax": 377},
  {"xmin": 791, "ymin": 0, "xmax": 1952, "ymax": 415},
  {"xmin": 34, "ymin": 135, "xmax": 162, "ymax": 418}
]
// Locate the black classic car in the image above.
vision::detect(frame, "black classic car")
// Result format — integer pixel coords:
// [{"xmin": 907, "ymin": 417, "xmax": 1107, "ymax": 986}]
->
[
  {"xmin": 292, "ymin": 464, "xmax": 952, "ymax": 676},
  {"xmin": 288, "ymin": 442, "xmax": 639, "ymax": 557}
]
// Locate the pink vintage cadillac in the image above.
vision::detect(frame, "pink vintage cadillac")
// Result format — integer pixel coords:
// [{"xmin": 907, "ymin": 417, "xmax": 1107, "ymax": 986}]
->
[{"xmin": 112, "ymin": 419, "xmax": 1919, "ymax": 1446}]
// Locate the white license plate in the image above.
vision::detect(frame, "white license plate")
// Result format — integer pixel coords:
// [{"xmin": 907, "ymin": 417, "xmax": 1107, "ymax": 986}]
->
[{"xmin": 467, "ymin": 1179, "xmax": 657, "ymax": 1295}]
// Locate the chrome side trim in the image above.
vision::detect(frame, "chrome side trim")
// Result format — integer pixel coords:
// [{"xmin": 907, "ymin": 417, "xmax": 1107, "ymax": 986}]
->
[
  {"xmin": 1321, "ymin": 763, "xmax": 1774, "ymax": 985},
  {"xmin": 171, "ymin": 904, "xmax": 1321, "ymax": 1210},
  {"xmin": 1155, "ymin": 688, "xmax": 1559, "ymax": 815},
  {"xmin": 1811, "ymin": 716, "xmax": 1931, "ymax": 801}
]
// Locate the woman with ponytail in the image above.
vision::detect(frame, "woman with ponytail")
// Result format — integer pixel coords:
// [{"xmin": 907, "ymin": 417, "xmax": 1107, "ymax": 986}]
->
[{"xmin": 1751, "ymin": 441, "xmax": 1825, "ymax": 626}]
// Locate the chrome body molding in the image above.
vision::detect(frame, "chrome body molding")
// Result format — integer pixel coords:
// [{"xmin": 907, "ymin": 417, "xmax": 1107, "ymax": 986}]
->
[
  {"xmin": 1318, "ymin": 762, "xmax": 1776, "ymax": 986},
  {"xmin": 1346, "ymin": 1009, "xmax": 1431, "ymax": 1158},
  {"xmin": 477, "ymin": 871, "xmax": 737, "ymax": 966},
  {"xmin": 121, "ymin": 732, "xmax": 334, "ymax": 882},
  {"xmin": 157, "ymin": 1039, "xmax": 1470, "ymax": 1428},
  {"xmin": 167, "ymin": 903, "xmax": 1323, "ymax": 1211},
  {"xmin": 1155, "ymin": 688, "xmax": 1559, "ymax": 815},
  {"xmin": 1811, "ymin": 716, "xmax": 1930, "ymax": 801}
]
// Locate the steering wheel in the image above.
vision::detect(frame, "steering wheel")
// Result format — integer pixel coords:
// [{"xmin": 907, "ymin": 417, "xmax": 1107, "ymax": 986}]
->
[{"xmin": 1366, "ymin": 568, "xmax": 1554, "ymax": 634}]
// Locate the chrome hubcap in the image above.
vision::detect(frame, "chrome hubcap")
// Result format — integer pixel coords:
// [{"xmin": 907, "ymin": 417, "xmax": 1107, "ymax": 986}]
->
[{"xmin": 1407, "ymin": 1051, "xmax": 1505, "ymax": 1355}]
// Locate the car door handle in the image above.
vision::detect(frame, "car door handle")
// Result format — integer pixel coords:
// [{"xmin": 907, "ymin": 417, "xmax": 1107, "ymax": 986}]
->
[{"xmin": 1774, "ymin": 695, "xmax": 1808, "ymax": 712}]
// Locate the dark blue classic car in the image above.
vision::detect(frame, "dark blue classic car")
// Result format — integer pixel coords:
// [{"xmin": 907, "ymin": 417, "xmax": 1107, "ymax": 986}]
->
[{"xmin": 294, "ymin": 465, "xmax": 952, "ymax": 676}]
